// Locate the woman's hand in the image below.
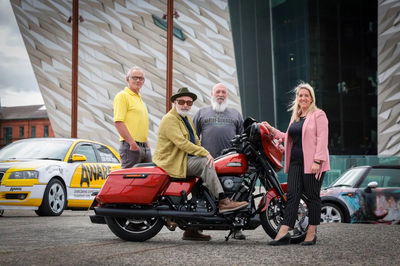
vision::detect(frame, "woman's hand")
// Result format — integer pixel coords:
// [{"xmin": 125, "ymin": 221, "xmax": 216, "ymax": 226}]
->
[
  {"xmin": 311, "ymin": 162, "xmax": 321, "ymax": 174},
  {"xmin": 262, "ymin": 121, "xmax": 273, "ymax": 132}
]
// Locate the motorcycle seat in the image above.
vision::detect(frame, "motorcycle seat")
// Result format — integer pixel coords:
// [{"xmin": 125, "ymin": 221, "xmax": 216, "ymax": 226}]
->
[{"xmin": 133, "ymin": 162, "xmax": 156, "ymax": 167}]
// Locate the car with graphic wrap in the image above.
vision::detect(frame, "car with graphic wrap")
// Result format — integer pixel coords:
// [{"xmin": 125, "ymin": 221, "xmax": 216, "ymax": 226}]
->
[
  {"xmin": 320, "ymin": 165, "xmax": 400, "ymax": 224},
  {"xmin": 0, "ymin": 138, "xmax": 120, "ymax": 216}
]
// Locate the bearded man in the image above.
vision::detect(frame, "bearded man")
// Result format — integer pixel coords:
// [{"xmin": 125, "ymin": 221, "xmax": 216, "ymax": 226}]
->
[
  {"xmin": 193, "ymin": 83, "xmax": 246, "ymax": 240},
  {"xmin": 193, "ymin": 83, "xmax": 244, "ymax": 158},
  {"xmin": 153, "ymin": 87, "xmax": 247, "ymax": 241}
]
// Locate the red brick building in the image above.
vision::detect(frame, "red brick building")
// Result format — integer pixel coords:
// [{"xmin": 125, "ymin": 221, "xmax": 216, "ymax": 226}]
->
[{"xmin": 0, "ymin": 105, "xmax": 55, "ymax": 148}]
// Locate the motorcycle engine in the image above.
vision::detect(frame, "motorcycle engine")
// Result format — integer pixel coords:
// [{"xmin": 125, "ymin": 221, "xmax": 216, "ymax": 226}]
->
[{"xmin": 218, "ymin": 176, "xmax": 243, "ymax": 196}]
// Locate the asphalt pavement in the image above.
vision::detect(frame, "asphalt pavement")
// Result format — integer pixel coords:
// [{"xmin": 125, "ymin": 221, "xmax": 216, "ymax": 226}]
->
[{"xmin": 0, "ymin": 210, "xmax": 399, "ymax": 266}]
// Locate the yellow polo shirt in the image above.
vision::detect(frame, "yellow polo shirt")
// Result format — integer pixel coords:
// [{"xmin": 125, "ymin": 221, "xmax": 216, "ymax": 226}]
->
[{"xmin": 113, "ymin": 87, "xmax": 149, "ymax": 142}]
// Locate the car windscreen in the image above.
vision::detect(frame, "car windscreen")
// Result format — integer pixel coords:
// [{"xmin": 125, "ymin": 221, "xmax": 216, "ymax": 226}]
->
[
  {"xmin": 0, "ymin": 140, "xmax": 73, "ymax": 161},
  {"xmin": 329, "ymin": 167, "xmax": 366, "ymax": 188}
]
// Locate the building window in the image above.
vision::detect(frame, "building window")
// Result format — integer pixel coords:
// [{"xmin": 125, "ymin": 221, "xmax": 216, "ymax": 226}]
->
[
  {"xmin": 44, "ymin": 125, "xmax": 49, "ymax": 137},
  {"xmin": 3, "ymin": 127, "xmax": 12, "ymax": 144},
  {"xmin": 19, "ymin": 126, "xmax": 24, "ymax": 137},
  {"xmin": 31, "ymin": 126, "xmax": 36, "ymax": 138},
  {"xmin": 152, "ymin": 15, "xmax": 186, "ymax": 41}
]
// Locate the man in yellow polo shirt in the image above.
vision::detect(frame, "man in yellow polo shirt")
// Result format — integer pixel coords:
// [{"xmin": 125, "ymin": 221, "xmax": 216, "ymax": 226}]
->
[{"xmin": 113, "ymin": 66, "xmax": 151, "ymax": 168}]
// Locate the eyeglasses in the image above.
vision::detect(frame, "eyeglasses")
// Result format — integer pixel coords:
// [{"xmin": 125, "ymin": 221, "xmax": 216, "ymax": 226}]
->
[
  {"xmin": 176, "ymin": 100, "xmax": 193, "ymax": 106},
  {"xmin": 130, "ymin": 76, "xmax": 145, "ymax": 81}
]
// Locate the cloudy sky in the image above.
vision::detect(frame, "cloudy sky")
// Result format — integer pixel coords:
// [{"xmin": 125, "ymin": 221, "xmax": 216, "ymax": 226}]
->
[{"xmin": 0, "ymin": 1, "xmax": 44, "ymax": 107}]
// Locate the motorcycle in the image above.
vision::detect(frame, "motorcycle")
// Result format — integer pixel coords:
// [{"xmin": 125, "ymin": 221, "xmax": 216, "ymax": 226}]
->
[{"xmin": 90, "ymin": 118, "xmax": 309, "ymax": 243}]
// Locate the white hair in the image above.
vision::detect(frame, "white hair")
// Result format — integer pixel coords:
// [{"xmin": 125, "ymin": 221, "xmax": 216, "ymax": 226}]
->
[{"xmin": 125, "ymin": 66, "xmax": 145, "ymax": 81}]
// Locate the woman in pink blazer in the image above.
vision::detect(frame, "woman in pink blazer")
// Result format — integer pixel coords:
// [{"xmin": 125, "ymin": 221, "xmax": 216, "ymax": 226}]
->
[{"xmin": 264, "ymin": 83, "xmax": 330, "ymax": 246}]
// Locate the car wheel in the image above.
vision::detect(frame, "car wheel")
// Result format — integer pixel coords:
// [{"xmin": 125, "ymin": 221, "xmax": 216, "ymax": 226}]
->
[
  {"xmin": 321, "ymin": 203, "xmax": 344, "ymax": 223},
  {"xmin": 35, "ymin": 179, "xmax": 66, "ymax": 216}
]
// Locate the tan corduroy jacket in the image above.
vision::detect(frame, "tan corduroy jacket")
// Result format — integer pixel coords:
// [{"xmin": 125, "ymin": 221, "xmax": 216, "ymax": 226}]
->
[{"xmin": 153, "ymin": 107, "xmax": 209, "ymax": 178}]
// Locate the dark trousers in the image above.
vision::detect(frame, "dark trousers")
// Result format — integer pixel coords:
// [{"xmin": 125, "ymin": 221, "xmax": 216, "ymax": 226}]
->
[
  {"xmin": 282, "ymin": 162, "xmax": 325, "ymax": 227},
  {"xmin": 119, "ymin": 141, "xmax": 152, "ymax": 168}
]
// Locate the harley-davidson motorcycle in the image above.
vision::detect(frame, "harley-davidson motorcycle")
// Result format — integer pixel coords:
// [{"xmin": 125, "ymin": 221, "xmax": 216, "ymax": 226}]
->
[{"xmin": 90, "ymin": 118, "xmax": 309, "ymax": 243}]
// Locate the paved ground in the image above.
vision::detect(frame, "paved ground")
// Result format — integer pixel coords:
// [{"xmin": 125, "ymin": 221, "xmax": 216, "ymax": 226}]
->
[{"xmin": 0, "ymin": 210, "xmax": 399, "ymax": 266}]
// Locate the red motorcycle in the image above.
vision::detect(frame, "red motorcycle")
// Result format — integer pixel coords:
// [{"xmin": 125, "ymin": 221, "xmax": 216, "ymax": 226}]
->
[{"xmin": 90, "ymin": 118, "xmax": 309, "ymax": 243}]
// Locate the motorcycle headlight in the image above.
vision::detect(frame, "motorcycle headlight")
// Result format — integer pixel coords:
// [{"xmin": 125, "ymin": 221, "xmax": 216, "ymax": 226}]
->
[{"xmin": 9, "ymin": 170, "xmax": 39, "ymax": 179}]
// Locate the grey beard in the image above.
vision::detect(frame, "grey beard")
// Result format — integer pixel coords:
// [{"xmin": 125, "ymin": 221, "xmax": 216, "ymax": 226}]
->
[
  {"xmin": 211, "ymin": 100, "xmax": 227, "ymax": 112},
  {"xmin": 176, "ymin": 108, "xmax": 191, "ymax": 117}
]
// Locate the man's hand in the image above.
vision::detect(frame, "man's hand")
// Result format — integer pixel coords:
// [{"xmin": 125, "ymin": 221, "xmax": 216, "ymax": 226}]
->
[
  {"xmin": 129, "ymin": 141, "xmax": 140, "ymax": 151},
  {"xmin": 206, "ymin": 154, "xmax": 215, "ymax": 168}
]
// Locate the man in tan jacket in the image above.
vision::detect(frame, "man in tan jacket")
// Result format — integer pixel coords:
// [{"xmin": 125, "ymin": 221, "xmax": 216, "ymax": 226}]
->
[{"xmin": 153, "ymin": 87, "xmax": 247, "ymax": 241}]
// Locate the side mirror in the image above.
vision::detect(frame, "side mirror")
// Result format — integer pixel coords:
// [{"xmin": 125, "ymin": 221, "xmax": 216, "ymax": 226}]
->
[
  {"xmin": 70, "ymin": 154, "xmax": 87, "ymax": 162},
  {"xmin": 364, "ymin": 181, "xmax": 378, "ymax": 193}
]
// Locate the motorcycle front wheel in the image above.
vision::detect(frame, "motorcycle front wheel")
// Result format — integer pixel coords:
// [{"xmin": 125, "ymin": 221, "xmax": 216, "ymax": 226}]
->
[
  {"xmin": 105, "ymin": 216, "xmax": 164, "ymax": 242},
  {"xmin": 260, "ymin": 195, "xmax": 308, "ymax": 244}
]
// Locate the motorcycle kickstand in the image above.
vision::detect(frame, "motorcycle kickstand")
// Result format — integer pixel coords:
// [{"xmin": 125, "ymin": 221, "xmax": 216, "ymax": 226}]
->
[{"xmin": 225, "ymin": 229, "xmax": 234, "ymax": 242}]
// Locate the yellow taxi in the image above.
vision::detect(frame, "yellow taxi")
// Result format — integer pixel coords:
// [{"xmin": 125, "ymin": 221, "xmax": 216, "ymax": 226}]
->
[{"xmin": 0, "ymin": 138, "xmax": 121, "ymax": 216}]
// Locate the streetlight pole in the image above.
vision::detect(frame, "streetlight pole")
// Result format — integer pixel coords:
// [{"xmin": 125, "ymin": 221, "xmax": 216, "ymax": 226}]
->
[{"xmin": 71, "ymin": 0, "xmax": 79, "ymax": 138}]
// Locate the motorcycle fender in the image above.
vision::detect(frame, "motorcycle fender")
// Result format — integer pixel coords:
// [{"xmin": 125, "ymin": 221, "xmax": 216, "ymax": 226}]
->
[{"xmin": 259, "ymin": 183, "xmax": 288, "ymax": 213}]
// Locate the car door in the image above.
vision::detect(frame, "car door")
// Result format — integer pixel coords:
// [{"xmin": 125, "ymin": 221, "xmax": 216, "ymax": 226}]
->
[
  {"xmin": 357, "ymin": 167, "xmax": 400, "ymax": 223},
  {"xmin": 67, "ymin": 142, "xmax": 119, "ymax": 207}
]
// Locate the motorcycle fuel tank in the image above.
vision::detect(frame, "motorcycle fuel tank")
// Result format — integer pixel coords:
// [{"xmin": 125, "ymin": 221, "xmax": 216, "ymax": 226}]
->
[{"xmin": 215, "ymin": 153, "xmax": 248, "ymax": 175}]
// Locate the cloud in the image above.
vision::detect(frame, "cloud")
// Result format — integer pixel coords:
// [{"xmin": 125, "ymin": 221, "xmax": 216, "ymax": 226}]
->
[
  {"xmin": 0, "ymin": 90, "xmax": 44, "ymax": 107},
  {"xmin": 0, "ymin": 0, "xmax": 42, "ymax": 106}
]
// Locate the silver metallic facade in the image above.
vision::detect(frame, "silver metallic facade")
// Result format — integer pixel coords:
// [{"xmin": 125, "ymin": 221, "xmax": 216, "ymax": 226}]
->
[
  {"xmin": 11, "ymin": 0, "xmax": 240, "ymax": 149},
  {"xmin": 378, "ymin": 0, "xmax": 400, "ymax": 156}
]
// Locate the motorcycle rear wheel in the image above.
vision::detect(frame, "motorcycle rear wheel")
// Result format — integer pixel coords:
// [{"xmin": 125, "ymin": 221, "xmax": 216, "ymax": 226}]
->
[
  {"xmin": 105, "ymin": 216, "xmax": 164, "ymax": 242},
  {"xmin": 260, "ymin": 196, "xmax": 308, "ymax": 244}
]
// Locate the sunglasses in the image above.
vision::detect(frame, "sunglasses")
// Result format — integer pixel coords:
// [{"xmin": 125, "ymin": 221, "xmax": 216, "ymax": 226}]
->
[
  {"xmin": 130, "ymin": 76, "xmax": 145, "ymax": 81},
  {"xmin": 176, "ymin": 100, "xmax": 193, "ymax": 106}
]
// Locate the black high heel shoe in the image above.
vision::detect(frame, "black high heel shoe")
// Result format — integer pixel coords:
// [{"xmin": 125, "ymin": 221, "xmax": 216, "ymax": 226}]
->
[
  {"xmin": 301, "ymin": 235, "xmax": 317, "ymax": 246},
  {"xmin": 268, "ymin": 233, "xmax": 291, "ymax": 246}
]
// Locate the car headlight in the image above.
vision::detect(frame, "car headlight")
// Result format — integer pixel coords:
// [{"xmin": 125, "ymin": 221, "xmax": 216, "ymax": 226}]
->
[{"xmin": 9, "ymin": 170, "xmax": 39, "ymax": 179}]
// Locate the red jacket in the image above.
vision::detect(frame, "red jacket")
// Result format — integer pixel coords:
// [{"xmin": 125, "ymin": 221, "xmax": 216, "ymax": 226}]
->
[{"xmin": 272, "ymin": 109, "xmax": 330, "ymax": 178}]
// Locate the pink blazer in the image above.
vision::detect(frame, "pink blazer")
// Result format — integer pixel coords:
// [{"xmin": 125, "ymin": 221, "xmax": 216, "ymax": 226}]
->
[{"xmin": 272, "ymin": 109, "xmax": 330, "ymax": 177}]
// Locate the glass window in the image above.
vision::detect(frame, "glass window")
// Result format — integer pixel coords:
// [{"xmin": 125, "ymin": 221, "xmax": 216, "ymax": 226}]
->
[
  {"xmin": 44, "ymin": 125, "xmax": 49, "ymax": 137},
  {"xmin": 152, "ymin": 15, "xmax": 186, "ymax": 41},
  {"xmin": 359, "ymin": 168, "xmax": 400, "ymax": 188},
  {"xmin": 19, "ymin": 127, "xmax": 24, "ymax": 137},
  {"xmin": 3, "ymin": 127, "xmax": 12, "ymax": 144},
  {"xmin": 73, "ymin": 144, "xmax": 97, "ymax": 163},
  {"xmin": 31, "ymin": 126, "xmax": 36, "ymax": 138},
  {"xmin": 330, "ymin": 167, "xmax": 366, "ymax": 188},
  {"xmin": 93, "ymin": 144, "xmax": 119, "ymax": 163},
  {"xmin": 0, "ymin": 139, "xmax": 72, "ymax": 161}
]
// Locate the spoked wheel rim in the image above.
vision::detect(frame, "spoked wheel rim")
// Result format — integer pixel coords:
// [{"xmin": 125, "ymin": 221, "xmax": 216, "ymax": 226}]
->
[
  {"xmin": 321, "ymin": 205, "xmax": 342, "ymax": 223},
  {"xmin": 266, "ymin": 196, "xmax": 308, "ymax": 240},
  {"xmin": 114, "ymin": 217, "xmax": 160, "ymax": 233},
  {"xmin": 48, "ymin": 182, "xmax": 65, "ymax": 214}
]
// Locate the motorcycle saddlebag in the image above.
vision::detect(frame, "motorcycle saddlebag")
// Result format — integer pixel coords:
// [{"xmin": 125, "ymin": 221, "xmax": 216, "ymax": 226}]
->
[{"xmin": 96, "ymin": 166, "xmax": 170, "ymax": 204}]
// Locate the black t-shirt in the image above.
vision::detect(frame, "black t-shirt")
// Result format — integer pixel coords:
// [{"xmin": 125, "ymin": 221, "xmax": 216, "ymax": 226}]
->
[{"xmin": 288, "ymin": 116, "xmax": 306, "ymax": 164}]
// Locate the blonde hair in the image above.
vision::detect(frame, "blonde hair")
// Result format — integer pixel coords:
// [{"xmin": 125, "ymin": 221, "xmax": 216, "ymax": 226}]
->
[{"xmin": 288, "ymin": 82, "xmax": 318, "ymax": 121}]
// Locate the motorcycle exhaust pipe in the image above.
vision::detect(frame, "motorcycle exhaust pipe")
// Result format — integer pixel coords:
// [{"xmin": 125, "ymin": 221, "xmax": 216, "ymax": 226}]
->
[{"xmin": 94, "ymin": 206, "xmax": 218, "ymax": 220}]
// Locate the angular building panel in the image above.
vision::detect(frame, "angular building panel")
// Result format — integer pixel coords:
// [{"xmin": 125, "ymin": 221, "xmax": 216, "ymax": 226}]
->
[
  {"xmin": 11, "ymin": 0, "xmax": 241, "ymax": 149},
  {"xmin": 378, "ymin": 0, "xmax": 400, "ymax": 155}
]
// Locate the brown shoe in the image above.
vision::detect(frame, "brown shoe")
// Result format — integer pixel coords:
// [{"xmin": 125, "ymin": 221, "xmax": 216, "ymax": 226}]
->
[
  {"xmin": 165, "ymin": 219, "xmax": 177, "ymax": 231},
  {"xmin": 218, "ymin": 198, "xmax": 248, "ymax": 213},
  {"xmin": 182, "ymin": 229, "xmax": 211, "ymax": 241}
]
